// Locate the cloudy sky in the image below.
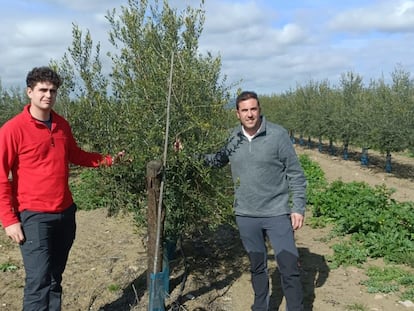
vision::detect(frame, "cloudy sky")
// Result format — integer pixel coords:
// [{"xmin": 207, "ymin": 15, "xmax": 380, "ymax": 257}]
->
[{"xmin": 1, "ymin": 0, "xmax": 414, "ymax": 95}]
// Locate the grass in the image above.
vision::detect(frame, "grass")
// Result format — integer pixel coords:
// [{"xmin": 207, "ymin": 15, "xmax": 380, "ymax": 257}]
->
[
  {"xmin": 108, "ymin": 283, "xmax": 121, "ymax": 292},
  {"xmin": 361, "ymin": 266, "xmax": 414, "ymax": 301},
  {"xmin": 345, "ymin": 303, "xmax": 367, "ymax": 311},
  {"xmin": 0, "ymin": 262, "xmax": 18, "ymax": 272}
]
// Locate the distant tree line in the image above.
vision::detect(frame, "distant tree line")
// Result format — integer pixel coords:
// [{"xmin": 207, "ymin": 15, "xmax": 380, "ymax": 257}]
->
[{"xmin": 260, "ymin": 68, "xmax": 414, "ymax": 172}]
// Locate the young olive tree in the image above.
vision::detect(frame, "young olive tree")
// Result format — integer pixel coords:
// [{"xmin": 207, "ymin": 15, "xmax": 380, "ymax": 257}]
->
[
  {"xmin": 105, "ymin": 0, "xmax": 234, "ymax": 237},
  {"xmin": 50, "ymin": 0, "xmax": 235, "ymax": 237},
  {"xmin": 337, "ymin": 71, "xmax": 365, "ymax": 159},
  {"xmin": 309, "ymin": 80, "xmax": 337, "ymax": 152},
  {"xmin": 368, "ymin": 67, "xmax": 414, "ymax": 172},
  {"xmin": 260, "ymin": 90, "xmax": 298, "ymax": 141}
]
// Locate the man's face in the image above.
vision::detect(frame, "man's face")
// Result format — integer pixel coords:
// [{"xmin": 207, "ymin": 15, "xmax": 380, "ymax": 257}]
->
[
  {"xmin": 236, "ymin": 98, "xmax": 261, "ymax": 135},
  {"xmin": 27, "ymin": 81, "xmax": 58, "ymax": 112}
]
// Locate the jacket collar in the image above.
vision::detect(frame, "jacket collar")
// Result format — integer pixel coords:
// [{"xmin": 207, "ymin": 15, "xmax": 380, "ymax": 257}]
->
[{"xmin": 23, "ymin": 104, "xmax": 57, "ymax": 128}]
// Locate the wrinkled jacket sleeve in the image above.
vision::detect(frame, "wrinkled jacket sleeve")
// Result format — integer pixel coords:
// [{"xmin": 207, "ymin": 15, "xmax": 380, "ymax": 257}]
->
[
  {"xmin": 203, "ymin": 145, "xmax": 230, "ymax": 168},
  {"xmin": 279, "ymin": 131, "xmax": 307, "ymax": 215},
  {"xmin": 202, "ymin": 130, "xmax": 238, "ymax": 168},
  {"xmin": 0, "ymin": 126, "xmax": 19, "ymax": 227}
]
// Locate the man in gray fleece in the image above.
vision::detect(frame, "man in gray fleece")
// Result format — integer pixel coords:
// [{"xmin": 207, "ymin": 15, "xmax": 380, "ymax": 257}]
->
[{"xmin": 204, "ymin": 91, "xmax": 306, "ymax": 311}]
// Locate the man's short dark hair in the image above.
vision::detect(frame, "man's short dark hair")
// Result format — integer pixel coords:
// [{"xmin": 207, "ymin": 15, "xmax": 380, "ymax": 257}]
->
[
  {"xmin": 26, "ymin": 66, "xmax": 62, "ymax": 89},
  {"xmin": 236, "ymin": 91, "xmax": 260, "ymax": 109}
]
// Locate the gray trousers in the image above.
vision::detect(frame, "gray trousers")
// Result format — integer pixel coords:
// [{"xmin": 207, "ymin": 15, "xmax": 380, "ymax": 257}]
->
[
  {"xmin": 19, "ymin": 204, "xmax": 77, "ymax": 311},
  {"xmin": 236, "ymin": 214, "xmax": 303, "ymax": 311}
]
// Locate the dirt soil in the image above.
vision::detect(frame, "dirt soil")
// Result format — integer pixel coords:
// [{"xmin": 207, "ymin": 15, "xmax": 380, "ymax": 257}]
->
[{"xmin": 1, "ymin": 145, "xmax": 414, "ymax": 311}]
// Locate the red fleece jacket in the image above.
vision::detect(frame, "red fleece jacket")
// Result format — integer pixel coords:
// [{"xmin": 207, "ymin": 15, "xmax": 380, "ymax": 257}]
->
[{"xmin": 0, "ymin": 104, "xmax": 112, "ymax": 227}]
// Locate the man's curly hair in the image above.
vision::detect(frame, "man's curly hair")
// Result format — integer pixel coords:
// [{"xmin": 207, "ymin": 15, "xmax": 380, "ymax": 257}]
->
[{"xmin": 26, "ymin": 66, "xmax": 62, "ymax": 89}]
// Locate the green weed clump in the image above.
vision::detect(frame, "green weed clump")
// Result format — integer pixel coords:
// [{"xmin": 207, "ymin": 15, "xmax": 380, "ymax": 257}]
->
[
  {"xmin": 0, "ymin": 262, "xmax": 18, "ymax": 272},
  {"xmin": 299, "ymin": 154, "xmax": 327, "ymax": 206},
  {"xmin": 361, "ymin": 266, "xmax": 414, "ymax": 301},
  {"xmin": 107, "ymin": 283, "xmax": 121, "ymax": 292},
  {"xmin": 310, "ymin": 180, "xmax": 414, "ymax": 267},
  {"xmin": 345, "ymin": 303, "xmax": 367, "ymax": 311},
  {"xmin": 300, "ymin": 156, "xmax": 414, "ymax": 301}
]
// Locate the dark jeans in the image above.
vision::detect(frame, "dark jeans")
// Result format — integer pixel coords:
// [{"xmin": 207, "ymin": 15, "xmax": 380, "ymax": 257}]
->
[
  {"xmin": 236, "ymin": 215, "xmax": 304, "ymax": 311},
  {"xmin": 20, "ymin": 204, "xmax": 77, "ymax": 311}
]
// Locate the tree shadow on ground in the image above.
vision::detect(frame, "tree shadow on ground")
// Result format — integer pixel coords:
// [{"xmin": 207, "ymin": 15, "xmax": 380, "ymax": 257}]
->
[
  {"xmin": 165, "ymin": 223, "xmax": 247, "ymax": 310},
  {"xmin": 98, "ymin": 230, "xmax": 330, "ymax": 311},
  {"xmin": 97, "ymin": 270, "xmax": 147, "ymax": 310},
  {"xmin": 270, "ymin": 247, "xmax": 330, "ymax": 311},
  {"xmin": 98, "ymin": 223, "xmax": 247, "ymax": 311},
  {"xmin": 296, "ymin": 139, "xmax": 414, "ymax": 181}
]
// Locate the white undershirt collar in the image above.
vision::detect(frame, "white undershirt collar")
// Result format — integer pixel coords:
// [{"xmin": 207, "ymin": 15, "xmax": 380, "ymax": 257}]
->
[{"xmin": 242, "ymin": 124, "xmax": 262, "ymax": 142}]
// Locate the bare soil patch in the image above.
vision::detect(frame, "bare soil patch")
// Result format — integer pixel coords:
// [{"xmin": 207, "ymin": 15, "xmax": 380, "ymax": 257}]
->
[{"xmin": 1, "ymin": 145, "xmax": 413, "ymax": 311}]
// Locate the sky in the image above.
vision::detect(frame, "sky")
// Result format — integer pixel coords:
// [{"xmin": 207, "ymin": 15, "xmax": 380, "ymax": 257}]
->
[{"xmin": 1, "ymin": 0, "xmax": 414, "ymax": 95}]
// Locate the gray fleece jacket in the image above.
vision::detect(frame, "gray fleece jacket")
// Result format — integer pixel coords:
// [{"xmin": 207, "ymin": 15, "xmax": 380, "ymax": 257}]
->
[{"xmin": 205, "ymin": 116, "xmax": 307, "ymax": 217}]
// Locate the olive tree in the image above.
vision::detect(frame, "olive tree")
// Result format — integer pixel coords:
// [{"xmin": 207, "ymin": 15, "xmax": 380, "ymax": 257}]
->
[{"xmin": 54, "ymin": 0, "xmax": 235, "ymax": 237}]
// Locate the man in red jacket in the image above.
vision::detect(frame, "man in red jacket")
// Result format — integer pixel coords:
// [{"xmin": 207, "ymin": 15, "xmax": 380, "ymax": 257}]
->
[{"xmin": 0, "ymin": 66, "xmax": 124, "ymax": 311}]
